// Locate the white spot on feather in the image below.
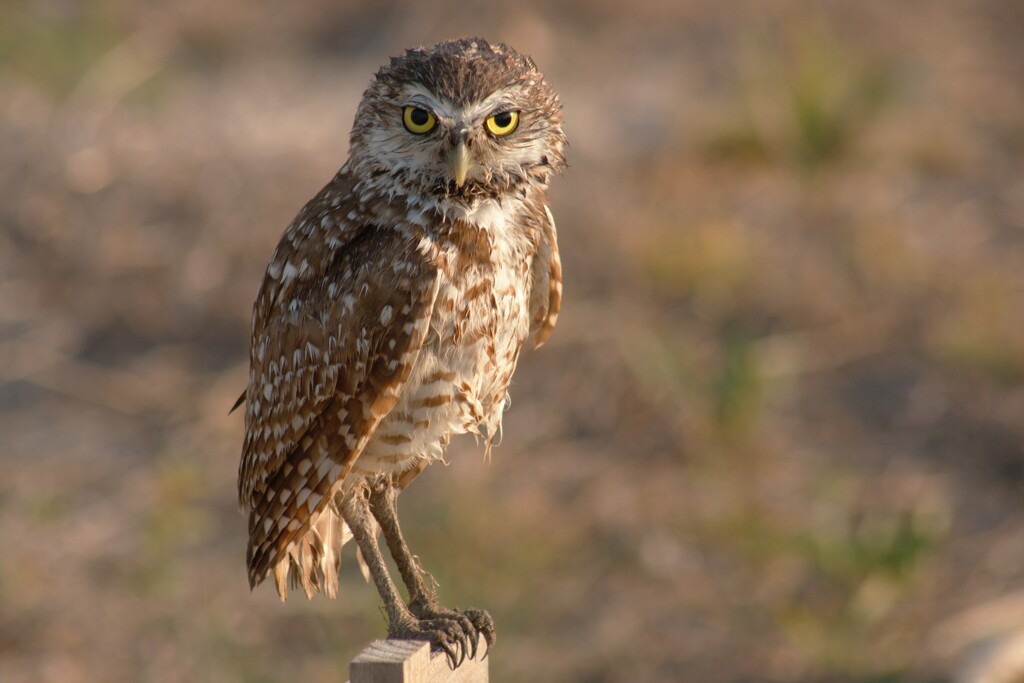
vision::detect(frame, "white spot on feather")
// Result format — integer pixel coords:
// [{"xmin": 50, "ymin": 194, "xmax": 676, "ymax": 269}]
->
[{"xmin": 317, "ymin": 459, "xmax": 339, "ymax": 480}]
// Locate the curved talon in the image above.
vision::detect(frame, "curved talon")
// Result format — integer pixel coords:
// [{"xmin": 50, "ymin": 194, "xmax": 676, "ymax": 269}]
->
[
  {"xmin": 436, "ymin": 632, "xmax": 458, "ymax": 669},
  {"xmin": 435, "ymin": 630, "xmax": 462, "ymax": 668},
  {"xmin": 436, "ymin": 618, "xmax": 469, "ymax": 666},
  {"xmin": 388, "ymin": 615, "xmax": 470, "ymax": 668},
  {"xmin": 408, "ymin": 605, "xmax": 493, "ymax": 661},
  {"xmin": 452, "ymin": 611, "xmax": 477, "ymax": 659},
  {"xmin": 414, "ymin": 617, "xmax": 468, "ymax": 667}
]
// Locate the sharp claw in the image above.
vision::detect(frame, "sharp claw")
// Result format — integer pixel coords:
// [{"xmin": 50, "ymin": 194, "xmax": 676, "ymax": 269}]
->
[
  {"xmin": 438, "ymin": 636, "xmax": 458, "ymax": 669},
  {"xmin": 434, "ymin": 619, "xmax": 467, "ymax": 667},
  {"xmin": 457, "ymin": 628, "xmax": 469, "ymax": 666},
  {"xmin": 393, "ymin": 608, "xmax": 492, "ymax": 668},
  {"xmin": 455, "ymin": 620, "xmax": 471, "ymax": 664},
  {"xmin": 453, "ymin": 637, "xmax": 465, "ymax": 669},
  {"xmin": 456, "ymin": 613, "xmax": 477, "ymax": 659}
]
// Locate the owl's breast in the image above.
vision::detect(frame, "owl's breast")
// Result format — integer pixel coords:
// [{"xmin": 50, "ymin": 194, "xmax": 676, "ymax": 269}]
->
[{"xmin": 357, "ymin": 202, "xmax": 536, "ymax": 475}]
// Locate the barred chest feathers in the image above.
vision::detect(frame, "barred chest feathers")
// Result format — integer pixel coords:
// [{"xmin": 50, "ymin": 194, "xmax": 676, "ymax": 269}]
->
[{"xmin": 355, "ymin": 196, "xmax": 536, "ymax": 476}]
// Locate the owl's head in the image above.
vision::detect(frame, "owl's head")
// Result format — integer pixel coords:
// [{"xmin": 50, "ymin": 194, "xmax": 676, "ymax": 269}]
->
[{"xmin": 348, "ymin": 38, "xmax": 566, "ymax": 202}]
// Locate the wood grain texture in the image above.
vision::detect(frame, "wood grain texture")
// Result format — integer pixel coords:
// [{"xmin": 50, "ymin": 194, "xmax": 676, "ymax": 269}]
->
[{"xmin": 349, "ymin": 637, "xmax": 489, "ymax": 683}]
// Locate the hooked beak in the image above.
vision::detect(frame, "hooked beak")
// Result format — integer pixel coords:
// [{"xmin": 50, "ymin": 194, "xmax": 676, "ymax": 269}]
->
[{"xmin": 449, "ymin": 141, "xmax": 470, "ymax": 187}]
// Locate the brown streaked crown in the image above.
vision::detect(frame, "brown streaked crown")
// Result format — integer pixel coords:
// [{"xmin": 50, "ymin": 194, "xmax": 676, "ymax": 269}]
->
[{"xmin": 378, "ymin": 38, "xmax": 542, "ymax": 107}]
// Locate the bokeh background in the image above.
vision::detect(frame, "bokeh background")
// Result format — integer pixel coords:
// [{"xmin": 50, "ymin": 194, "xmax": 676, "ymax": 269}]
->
[{"xmin": 3, "ymin": 1, "xmax": 1024, "ymax": 681}]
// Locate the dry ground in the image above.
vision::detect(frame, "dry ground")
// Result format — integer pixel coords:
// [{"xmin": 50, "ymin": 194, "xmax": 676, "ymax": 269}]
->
[{"xmin": 2, "ymin": 1, "xmax": 1024, "ymax": 681}]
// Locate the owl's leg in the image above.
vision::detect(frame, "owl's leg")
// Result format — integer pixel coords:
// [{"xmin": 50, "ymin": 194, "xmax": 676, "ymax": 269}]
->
[
  {"xmin": 367, "ymin": 477, "xmax": 495, "ymax": 659},
  {"xmin": 340, "ymin": 485, "xmax": 469, "ymax": 668}
]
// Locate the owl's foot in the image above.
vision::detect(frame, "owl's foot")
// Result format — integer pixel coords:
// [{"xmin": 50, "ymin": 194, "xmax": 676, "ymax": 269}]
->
[
  {"xmin": 366, "ymin": 479, "xmax": 495, "ymax": 664},
  {"xmin": 410, "ymin": 602, "xmax": 495, "ymax": 660},
  {"xmin": 342, "ymin": 489, "xmax": 469, "ymax": 668},
  {"xmin": 388, "ymin": 614, "xmax": 474, "ymax": 669}
]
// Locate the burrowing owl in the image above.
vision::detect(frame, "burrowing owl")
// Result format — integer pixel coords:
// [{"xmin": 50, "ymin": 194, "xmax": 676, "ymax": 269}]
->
[{"xmin": 236, "ymin": 38, "xmax": 565, "ymax": 664}]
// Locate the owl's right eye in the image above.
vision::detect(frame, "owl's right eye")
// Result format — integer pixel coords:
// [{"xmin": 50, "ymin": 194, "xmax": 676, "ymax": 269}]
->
[{"xmin": 402, "ymin": 106, "xmax": 437, "ymax": 134}]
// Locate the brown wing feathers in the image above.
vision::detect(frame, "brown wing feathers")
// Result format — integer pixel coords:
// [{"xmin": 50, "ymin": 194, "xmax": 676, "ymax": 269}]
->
[
  {"xmin": 239, "ymin": 173, "xmax": 440, "ymax": 592},
  {"xmin": 529, "ymin": 203, "xmax": 562, "ymax": 348},
  {"xmin": 245, "ymin": 270, "xmax": 439, "ymax": 588}
]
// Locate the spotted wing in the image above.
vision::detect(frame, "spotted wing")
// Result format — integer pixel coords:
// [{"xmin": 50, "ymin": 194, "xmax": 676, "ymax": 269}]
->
[
  {"xmin": 239, "ymin": 176, "xmax": 439, "ymax": 590},
  {"xmin": 529, "ymin": 203, "xmax": 562, "ymax": 347}
]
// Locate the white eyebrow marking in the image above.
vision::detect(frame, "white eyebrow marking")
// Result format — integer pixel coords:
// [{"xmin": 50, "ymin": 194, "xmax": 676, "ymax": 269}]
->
[{"xmin": 399, "ymin": 83, "xmax": 524, "ymax": 124}]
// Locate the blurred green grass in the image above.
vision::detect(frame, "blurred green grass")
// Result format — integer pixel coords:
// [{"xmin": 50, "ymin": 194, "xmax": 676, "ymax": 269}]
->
[
  {"xmin": 0, "ymin": 1, "xmax": 126, "ymax": 95},
  {"xmin": 703, "ymin": 19, "xmax": 896, "ymax": 169}
]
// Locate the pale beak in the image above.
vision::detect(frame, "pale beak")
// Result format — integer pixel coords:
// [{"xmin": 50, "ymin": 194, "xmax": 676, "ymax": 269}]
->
[{"xmin": 449, "ymin": 141, "xmax": 470, "ymax": 187}]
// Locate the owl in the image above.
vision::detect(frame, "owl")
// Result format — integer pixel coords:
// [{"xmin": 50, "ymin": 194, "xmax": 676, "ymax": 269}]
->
[{"xmin": 235, "ymin": 38, "xmax": 565, "ymax": 665}]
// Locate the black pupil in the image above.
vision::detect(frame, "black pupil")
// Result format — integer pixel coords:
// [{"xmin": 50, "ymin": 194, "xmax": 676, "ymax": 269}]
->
[
  {"xmin": 493, "ymin": 112, "xmax": 512, "ymax": 128},
  {"xmin": 410, "ymin": 108, "xmax": 429, "ymax": 126}
]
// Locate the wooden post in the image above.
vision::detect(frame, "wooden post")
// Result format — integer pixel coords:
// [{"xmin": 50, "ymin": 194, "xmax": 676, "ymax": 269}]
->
[{"xmin": 348, "ymin": 637, "xmax": 489, "ymax": 683}]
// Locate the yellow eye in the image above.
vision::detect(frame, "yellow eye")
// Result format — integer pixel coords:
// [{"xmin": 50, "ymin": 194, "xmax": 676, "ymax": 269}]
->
[
  {"xmin": 402, "ymin": 106, "xmax": 437, "ymax": 134},
  {"xmin": 485, "ymin": 110, "xmax": 519, "ymax": 137}
]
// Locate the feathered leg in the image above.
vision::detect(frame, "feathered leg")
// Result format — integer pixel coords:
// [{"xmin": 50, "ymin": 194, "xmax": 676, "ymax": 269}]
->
[
  {"xmin": 367, "ymin": 477, "xmax": 495, "ymax": 659},
  {"xmin": 340, "ymin": 484, "xmax": 470, "ymax": 668}
]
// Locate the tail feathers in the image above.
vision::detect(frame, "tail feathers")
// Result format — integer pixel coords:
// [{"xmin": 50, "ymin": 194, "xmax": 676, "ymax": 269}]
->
[
  {"xmin": 257, "ymin": 507, "xmax": 359, "ymax": 601},
  {"xmin": 311, "ymin": 517, "xmax": 339, "ymax": 599}
]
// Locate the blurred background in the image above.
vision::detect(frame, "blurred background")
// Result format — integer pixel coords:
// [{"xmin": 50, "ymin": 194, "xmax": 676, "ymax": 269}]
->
[{"xmin": 2, "ymin": 1, "xmax": 1024, "ymax": 681}]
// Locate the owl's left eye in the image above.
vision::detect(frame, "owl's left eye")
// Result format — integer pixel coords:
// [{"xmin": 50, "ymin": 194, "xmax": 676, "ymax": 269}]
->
[
  {"xmin": 485, "ymin": 110, "xmax": 520, "ymax": 137},
  {"xmin": 403, "ymin": 106, "xmax": 437, "ymax": 134}
]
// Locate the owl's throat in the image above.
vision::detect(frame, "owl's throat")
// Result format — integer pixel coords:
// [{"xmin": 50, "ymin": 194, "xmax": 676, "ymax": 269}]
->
[{"xmin": 431, "ymin": 176, "xmax": 508, "ymax": 202}]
